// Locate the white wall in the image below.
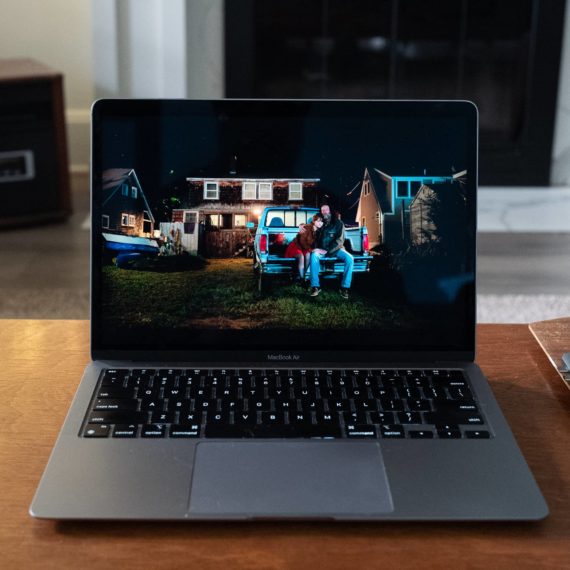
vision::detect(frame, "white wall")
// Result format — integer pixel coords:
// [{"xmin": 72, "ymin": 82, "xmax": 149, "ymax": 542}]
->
[
  {"xmin": 91, "ymin": 0, "xmax": 224, "ymax": 100},
  {"xmin": 0, "ymin": 0, "xmax": 93, "ymax": 170}
]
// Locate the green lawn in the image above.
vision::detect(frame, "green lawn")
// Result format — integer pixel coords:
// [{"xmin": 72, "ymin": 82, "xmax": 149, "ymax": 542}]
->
[{"xmin": 102, "ymin": 258, "xmax": 409, "ymax": 330}]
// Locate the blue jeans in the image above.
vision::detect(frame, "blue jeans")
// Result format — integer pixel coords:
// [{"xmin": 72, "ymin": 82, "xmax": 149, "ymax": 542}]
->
[{"xmin": 309, "ymin": 249, "xmax": 354, "ymax": 289}]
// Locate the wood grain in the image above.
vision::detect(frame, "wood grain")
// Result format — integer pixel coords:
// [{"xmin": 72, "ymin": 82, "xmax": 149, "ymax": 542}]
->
[{"xmin": 1, "ymin": 321, "xmax": 569, "ymax": 570}]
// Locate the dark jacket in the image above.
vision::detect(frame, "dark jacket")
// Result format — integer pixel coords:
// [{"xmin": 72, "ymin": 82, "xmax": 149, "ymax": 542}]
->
[{"xmin": 316, "ymin": 216, "xmax": 345, "ymax": 255}]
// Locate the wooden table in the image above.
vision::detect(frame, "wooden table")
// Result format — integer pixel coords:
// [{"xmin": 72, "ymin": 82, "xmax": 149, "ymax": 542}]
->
[{"xmin": 1, "ymin": 320, "xmax": 569, "ymax": 570}]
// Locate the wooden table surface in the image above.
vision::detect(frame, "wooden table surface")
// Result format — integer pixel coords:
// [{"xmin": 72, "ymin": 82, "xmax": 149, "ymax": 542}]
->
[{"xmin": 1, "ymin": 320, "xmax": 569, "ymax": 570}]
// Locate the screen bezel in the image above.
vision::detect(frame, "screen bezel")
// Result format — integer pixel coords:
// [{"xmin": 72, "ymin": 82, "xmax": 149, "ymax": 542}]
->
[{"xmin": 90, "ymin": 99, "xmax": 478, "ymax": 363}]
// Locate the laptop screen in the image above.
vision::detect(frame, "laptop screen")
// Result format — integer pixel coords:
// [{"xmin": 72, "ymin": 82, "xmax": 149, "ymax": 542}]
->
[{"xmin": 92, "ymin": 100, "xmax": 476, "ymax": 359}]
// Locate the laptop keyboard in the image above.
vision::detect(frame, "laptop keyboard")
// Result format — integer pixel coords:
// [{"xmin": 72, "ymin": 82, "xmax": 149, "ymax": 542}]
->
[{"xmin": 81, "ymin": 368, "xmax": 491, "ymax": 439}]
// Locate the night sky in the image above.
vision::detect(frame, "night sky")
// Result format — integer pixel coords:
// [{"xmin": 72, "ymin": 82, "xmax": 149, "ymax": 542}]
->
[{"xmin": 99, "ymin": 102, "xmax": 472, "ymax": 221}]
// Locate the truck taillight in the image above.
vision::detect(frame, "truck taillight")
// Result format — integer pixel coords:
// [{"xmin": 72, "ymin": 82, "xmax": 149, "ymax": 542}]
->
[
  {"xmin": 363, "ymin": 234, "xmax": 369, "ymax": 252},
  {"xmin": 259, "ymin": 235, "xmax": 268, "ymax": 253}
]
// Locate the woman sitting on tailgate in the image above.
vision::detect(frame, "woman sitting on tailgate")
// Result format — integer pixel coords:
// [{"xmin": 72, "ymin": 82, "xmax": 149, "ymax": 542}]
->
[{"xmin": 284, "ymin": 213, "xmax": 324, "ymax": 282}]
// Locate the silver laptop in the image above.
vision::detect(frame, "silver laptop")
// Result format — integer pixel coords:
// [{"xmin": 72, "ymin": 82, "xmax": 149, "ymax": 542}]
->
[{"xmin": 30, "ymin": 99, "xmax": 548, "ymax": 520}]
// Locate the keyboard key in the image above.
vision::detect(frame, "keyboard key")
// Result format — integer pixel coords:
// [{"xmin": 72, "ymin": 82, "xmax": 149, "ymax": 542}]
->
[
  {"xmin": 260, "ymin": 412, "xmax": 285, "ymax": 424},
  {"xmin": 407, "ymin": 399, "xmax": 431, "ymax": 411},
  {"xmin": 379, "ymin": 398, "xmax": 404, "ymax": 412},
  {"xmin": 178, "ymin": 412, "xmax": 201, "ymax": 424},
  {"xmin": 369, "ymin": 411, "xmax": 395, "ymax": 424},
  {"xmin": 205, "ymin": 424, "xmax": 253, "ymax": 438},
  {"xmin": 169, "ymin": 424, "xmax": 201, "ymax": 438},
  {"xmin": 398, "ymin": 411, "xmax": 422, "ymax": 424},
  {"xmin": 409, "ymin": 430, "xmax": 434, "ymax": 439},
  {"xmin": 424, "ymin": 412, "xmax": 484, "ymax": 426},
  {"xmin": 234, "ymin": 412, "xmax": 257, "ymax": 425},
  {"xmin": 380, "ymin": 424, "xmax": 405, "ymax": 438},
  {"xmin": 112, "ymin": 424, "xmax": 137, "ymax": 438},
  {"xmin": 437, "ymin": 430, "xmax": 462, "ymax": 439},
  {"xmin": 434, "ymin": 400, "xmax": 479, "ymax": 413},
  {"xmin": 301, "ymin": 425, "xmax": 342, "ymax": 439},
  {"xmin": 465, "ymin": 430, "xmax": 490, "ymax": 439},
  {"xmin": 84, "ymin": 424, "xmax": 110, "ymax": 437},
  {"xmin": 94, "ymin": 399, "xmax": 137, "ymax": 411},
  {"xmin": 88, "ymin": 411, "xmax": 147, "ymax": 424},
  {"xmin": 448, "ymin": 386, "xmax": 473, "ymax": 400},
  {"xmin": 97, "ymin": 388, "xmax": 136, "ymax": 399},
  {"xmin": 346, "ymin": 424, "xmax": 377, "ymax": 438},
  {"xmin": 141, "ymin": 424, "xmax": 166, "ymax": 438},
  {"xmin": 343, "ymin": 412, "xmax": 368, "ymax": 424},
  {"xmin": 150, "ymin": 411, "xmax": 177, "ymax": 423}
]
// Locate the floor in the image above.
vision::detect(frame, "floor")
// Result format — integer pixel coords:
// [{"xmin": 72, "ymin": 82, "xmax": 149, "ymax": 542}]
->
[{"xmin": 0, "ymin": 173, "xmax": 568, "ymax": 323}]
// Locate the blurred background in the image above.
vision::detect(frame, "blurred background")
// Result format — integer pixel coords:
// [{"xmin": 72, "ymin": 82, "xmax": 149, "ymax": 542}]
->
[{"xmin": 0, "ymin": 0, "xmax": 569, "ymax": 322}]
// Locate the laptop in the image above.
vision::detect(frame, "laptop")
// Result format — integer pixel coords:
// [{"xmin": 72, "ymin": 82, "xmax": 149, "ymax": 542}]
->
[{"xmin": 30, "ymin": 99, "xmax": 548, "ymax": 520}]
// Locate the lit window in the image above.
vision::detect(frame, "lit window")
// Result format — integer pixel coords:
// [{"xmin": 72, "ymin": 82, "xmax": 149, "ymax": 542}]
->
[
  {"xmin": 242, "ymin": 181, "xmax": 257, "ymax": 200},
  {"xmin": 204, "ymin": 181, "xmax": 219, "ymax": 200},
  {"xmin": 234, "ymin": 214, "xmax": 247, "ymax": 228},
  {"xmin": 258, "ymin": 182, "xmax": 272, "ymax": 200},
  {"xmin": 208, "ymin": 214, "xmax": 220, "ymax": 227},
  {"xmin": 121, "ymin": 213, "xmax": 129, "ymax": 226},
  {"xmin": 102, "ymin": 215, "xmax": 110, "ymax": 229},
  {"xmin": 128, "ymin": 215, "xmax": 136, "ymax": 226},
  {"xmin": 131, "ymin": 186, "xmax": 138, "ymax": 198},
  {"xmin": 288, "ymin": 182, "xmax": 303, "ymax": 200}
]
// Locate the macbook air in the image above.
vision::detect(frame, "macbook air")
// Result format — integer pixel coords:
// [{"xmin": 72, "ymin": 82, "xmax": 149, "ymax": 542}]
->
[{"xmin": 30, "ymin": 99, "xmax": 548, "ymax": 520}]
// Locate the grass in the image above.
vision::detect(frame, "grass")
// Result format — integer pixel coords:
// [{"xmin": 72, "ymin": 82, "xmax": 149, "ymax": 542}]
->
[{"xmin": 102, "ymin": 258, "xmax": 411, "ymax": 330}]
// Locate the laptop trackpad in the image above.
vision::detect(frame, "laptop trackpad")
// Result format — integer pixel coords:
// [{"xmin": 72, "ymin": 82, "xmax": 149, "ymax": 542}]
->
[{"xmin": 188, "ymin": 441, "xmax": 393, "ymax": 517}]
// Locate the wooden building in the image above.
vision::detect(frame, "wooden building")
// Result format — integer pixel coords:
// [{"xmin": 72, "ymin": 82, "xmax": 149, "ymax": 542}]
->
[
  {"xmin": 354, "ymin": 168, "xmax": 392, "ymax": 248},
  {"xmin": 101, "ymin": 169, "xmax": 155, "ymax": 237},
  {"xmin": 169, "ymin": 177, "xmax": 321, "ymax": 257},
  {"xmin": 355, "ymin": 168, "xmax": 467, "ymax": 250},
  {"xmin": 409, "ymin": 185, "xmax": 438, "ymax": 245}
]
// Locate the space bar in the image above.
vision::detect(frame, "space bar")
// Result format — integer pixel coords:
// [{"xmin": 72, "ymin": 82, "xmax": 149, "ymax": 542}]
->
[{"xmin": 204, "ymin": 424, "xmax": 341, "ymax": 438}]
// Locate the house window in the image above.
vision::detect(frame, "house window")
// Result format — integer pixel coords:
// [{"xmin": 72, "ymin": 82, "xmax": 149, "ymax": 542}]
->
[
  {"xmin": 288, "ymin": 182, "xmax": 303, "ymax": 200},
  {"xmin": 102, "ymin": 215, "xmax": 110, "ymax": 229},
  {"xmin": 121, "ymin": 184, "xmax": 129, "ymax": 196},
  {"xmin": 184, "ymin": 212, "xmax": 197, "ymax": 223},
  {"xmin": 234, "ymin": 214, "xmax": 247, "ymax": 228},
  {"xmin": 143, "ymin": 210, "xmax": 152, "ymax": 233},
  {"xmin": 363, "ymin": 180, "xmax": 370, "ymax": 196},
  {"xmin": 396, "ymin": 180, "xmax": 409, "ymax": 198},
  {"xmin": 258, "ymin": 182, "xmax": 272, "ymax": 200},
  {"xmin": 375, "ymin": 211, "xmax": 380, "ymax": 223},
  {"xmin": 131, "ymin": 186, "xmax": 138, "ymax": 198},
  {"xmin": 121, "ymin": 213, "xmax": 135, "ymax": 227},
  {"xmin": 208, "ymin": 214, "xmax": 220, "ymax": 227},
  {"xmin": 242, "ymin": 181, "xmax": 257, "ymax": 200},
  {"xmin": 243, "ymin": 181, "xmax": 273, "ymax": 200},
  {"xmin": 410, "ymin": 181, "xmax": 421, "ymax": 196},
  {"xmin": 204, "ymin": 181, "xmax": 219, "ymax": 200},
  {"xmin": 361, "ymin": 217, "xmax": 366, "ymax": 227}
]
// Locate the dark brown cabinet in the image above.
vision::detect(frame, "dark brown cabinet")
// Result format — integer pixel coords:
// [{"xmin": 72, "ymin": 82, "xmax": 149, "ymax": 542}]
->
[{"xmin": 0, "ymin": 58, "xmax": 71, "ymax": 227}]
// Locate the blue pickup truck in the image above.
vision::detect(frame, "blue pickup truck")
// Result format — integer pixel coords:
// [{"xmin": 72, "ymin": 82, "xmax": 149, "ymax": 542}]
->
[{"xmin": 253, "ymin": 206, "xmax": 371, "ymax": 291}]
